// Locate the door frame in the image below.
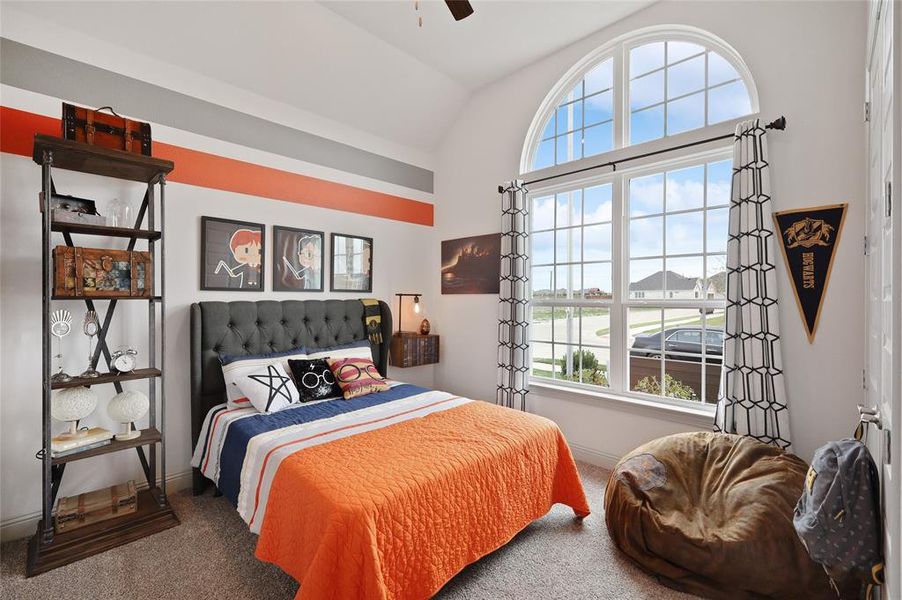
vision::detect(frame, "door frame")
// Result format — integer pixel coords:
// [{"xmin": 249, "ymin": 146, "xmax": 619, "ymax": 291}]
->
[{"xmin": 865, "ymin": 1, "xmax": 901, "ymax": 597}]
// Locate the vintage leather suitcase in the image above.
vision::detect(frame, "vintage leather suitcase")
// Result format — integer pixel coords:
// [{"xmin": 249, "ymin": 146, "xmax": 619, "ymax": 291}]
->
[
  {"xmin": 62, "ymin": 103, "xmax": 152, "ymax": 156},
  {"xmin": 53, "ymin": 246, "xmax": 153, "ymax": 298},
  {"xmin": 55, "ymin": 481, "xmax": 137, "ymax": 533}
]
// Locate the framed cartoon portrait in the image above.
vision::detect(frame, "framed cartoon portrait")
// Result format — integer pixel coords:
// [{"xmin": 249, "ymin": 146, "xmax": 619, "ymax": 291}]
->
[
  {"xmin": 330, "ymin": 233, "xmax": 373, "ymax": 293},
  {"xmin": 273, "ymin": 226, "xmax": 324, "ymax": 292},
  {"xmin": 200, "ymin": 216, "xmax": 265, "ymax": 291}
]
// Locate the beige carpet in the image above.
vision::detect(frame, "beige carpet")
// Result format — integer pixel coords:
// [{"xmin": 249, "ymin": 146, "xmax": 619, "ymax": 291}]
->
[{"xmin": 1, "ymin": 463, "xmax": 691, "ymax": 600}]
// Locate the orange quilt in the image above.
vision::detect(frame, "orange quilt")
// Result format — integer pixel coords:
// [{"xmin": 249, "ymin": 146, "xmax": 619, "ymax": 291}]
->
[{"xmin": 254, "ymin": 400, "xmax": 590, "ymax": 599}]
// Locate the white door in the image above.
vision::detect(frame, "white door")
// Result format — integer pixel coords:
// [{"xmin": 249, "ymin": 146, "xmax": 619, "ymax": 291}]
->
[{"xmin": 865, "ymin": 1, "xmax": 900, "ymax": 596}]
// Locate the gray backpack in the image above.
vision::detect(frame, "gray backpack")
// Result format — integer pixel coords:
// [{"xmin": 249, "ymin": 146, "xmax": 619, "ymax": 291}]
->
[{"xmin": 793, "ymin": 439, "xmax": 884, "ymax": 595}]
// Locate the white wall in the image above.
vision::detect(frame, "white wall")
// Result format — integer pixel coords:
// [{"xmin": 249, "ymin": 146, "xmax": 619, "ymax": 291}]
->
[
  {"xmin": 0, "ymin": 2, "xmax": 440, "ymax": 168},
  {"xmin": 431, "ymin": 1, "xmax": 867, "ymax": 465},
  {"xmin": 0, "ymin": 94, "xmax": 435, "ymax": 539},
  {"xmin": 0, "ymin": 0, "xmax": 869, "ymax": 542}
]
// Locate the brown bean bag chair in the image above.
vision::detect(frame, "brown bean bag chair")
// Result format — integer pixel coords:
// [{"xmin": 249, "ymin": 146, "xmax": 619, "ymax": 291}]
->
[{"xmin": 604, "ymin": 432, "xmax": 833, "ymax": 599}]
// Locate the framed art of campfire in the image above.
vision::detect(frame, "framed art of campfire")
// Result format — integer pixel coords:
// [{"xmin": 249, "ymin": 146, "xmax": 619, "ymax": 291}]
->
[{"xmin": 441, "ymin": 233, "xmax": 501, "ymax": 294}]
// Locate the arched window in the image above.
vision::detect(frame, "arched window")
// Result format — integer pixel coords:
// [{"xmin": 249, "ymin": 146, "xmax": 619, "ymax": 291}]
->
[
  {"xmin": 525, "ymin": 27, "xmax": 757, "ymax": 172},
  {"xmin": 532, "ymin": 58, "xmax": 615, "ymax": 170},
  {"xmin": 524, "ymin": 27, "xmax": 758, "ymax": 409}
]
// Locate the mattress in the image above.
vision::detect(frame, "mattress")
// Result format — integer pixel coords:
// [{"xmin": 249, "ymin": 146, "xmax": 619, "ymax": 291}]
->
[{"xmin": 191, "ymin": 382, "xmax": 589, "ymax": 599}]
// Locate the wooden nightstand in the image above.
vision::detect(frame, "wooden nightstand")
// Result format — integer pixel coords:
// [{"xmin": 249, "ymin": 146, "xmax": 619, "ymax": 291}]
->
[{"xmin": 389, "ymin": 333, "xmax": 440, "ymax": 368}]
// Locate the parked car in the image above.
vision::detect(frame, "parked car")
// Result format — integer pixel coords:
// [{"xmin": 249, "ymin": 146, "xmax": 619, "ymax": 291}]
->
[{"xmin": 630, "ymin": 326, "xmax": 724, "ymax": 363}]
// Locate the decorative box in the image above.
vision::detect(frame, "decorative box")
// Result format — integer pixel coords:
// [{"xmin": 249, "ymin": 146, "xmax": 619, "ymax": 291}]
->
[
  {"xmin": 62, "ymin": 103, "xmax": 152, "ymax": 156},
  {"xmin": 55, "ymin": 481, "xmax": 137, "ymax": 533},
  {"xmin": 389, "ymin": 333, "xmax": 440, "ymax": 368},
  {"xmin": 53, "ymin": 246, "xmax": 153, "ymax": 298},
  {"xmin": 51, "ymin": 208, "xmax": 107, "ymax": 227},
  {"xmin": 48, "ymin": 192, "xmax": 98, "ymax": 214},
  {"xmin": 45, "ymin": 193, "xmax": 105, "ymax": 225}
]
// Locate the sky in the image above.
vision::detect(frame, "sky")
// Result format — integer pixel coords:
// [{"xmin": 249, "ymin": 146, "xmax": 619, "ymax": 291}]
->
[
  {"xmin": 531, "ymin": 42, "xmax": 751, "ymax": 171},
  {"xmin": 527, "ymin": 39, "xmax": 751, "ymax": 299},
  {"xmin": 530, "ymin": 158, "xmax": 731, "ymax": 296}
]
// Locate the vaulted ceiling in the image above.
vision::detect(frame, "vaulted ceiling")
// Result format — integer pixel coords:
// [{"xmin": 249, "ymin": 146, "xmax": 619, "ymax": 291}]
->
[
  {"xmin": 320, "ymin": 1, "xmax": 654, "ymax": 91},
  {"xmin": 4, "ymin": 1, "xmax": 653, "ymax": 153}
]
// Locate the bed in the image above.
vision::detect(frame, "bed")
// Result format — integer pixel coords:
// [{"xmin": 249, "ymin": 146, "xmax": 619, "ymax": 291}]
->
[{"xmin": 189, "ymin": 299, "xmax": 589, "ymax": 600}]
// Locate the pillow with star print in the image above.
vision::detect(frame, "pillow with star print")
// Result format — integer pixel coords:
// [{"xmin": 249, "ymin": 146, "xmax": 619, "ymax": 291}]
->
[
  {"xmin": 287, "ymin": 358, "xmax": 342, "ymax": 402},
  {"xmin": 234, "ymin": 362, "xmax": 300, "ymax": 413}
]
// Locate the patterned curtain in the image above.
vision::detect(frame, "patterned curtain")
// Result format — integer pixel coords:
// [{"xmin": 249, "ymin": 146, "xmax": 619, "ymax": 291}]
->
[
  {"xmin": 714, "ymin": 119, "xmax": 792, "ymax": 449},
  {"xmin": 497, "ymin": 180, "xmax": 529, "ymax": 411}
]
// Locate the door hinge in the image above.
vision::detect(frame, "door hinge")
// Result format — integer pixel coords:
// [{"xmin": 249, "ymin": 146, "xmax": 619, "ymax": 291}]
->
[
  {"xmin": 864, "ymin": 101, "xmax": 871, "ymax": 122},
  {"xmin": 887, "ymin": 181, "xmax": 893, "ymax": 217},
  {"xmin": 864, "ymin": 235, "xmax": 869, "ymax": 255},
  {"xmin": 885, "ymin": 430, "xmax": 891, "ymax": 465},
  {"xmin": 862, "ymin": 369, "xmax": 867, "ymax": 390}
]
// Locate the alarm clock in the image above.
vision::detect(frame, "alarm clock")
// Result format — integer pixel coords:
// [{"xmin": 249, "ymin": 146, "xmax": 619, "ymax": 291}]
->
[{"xmin": 110, "ymin": 348, "xmax": 138, "ymax": 373}]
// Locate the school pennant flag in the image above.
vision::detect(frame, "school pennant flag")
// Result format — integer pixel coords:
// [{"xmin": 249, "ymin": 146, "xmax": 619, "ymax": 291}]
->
[{"xmin": 773, "ymin": 203, "xmax": 847, "ymax": 343}]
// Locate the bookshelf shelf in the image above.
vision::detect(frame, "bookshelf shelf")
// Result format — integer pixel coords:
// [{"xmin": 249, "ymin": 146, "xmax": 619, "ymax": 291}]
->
[{"xmin": 51, "ymin": 428, "xmax": 161, "ymax": 465}]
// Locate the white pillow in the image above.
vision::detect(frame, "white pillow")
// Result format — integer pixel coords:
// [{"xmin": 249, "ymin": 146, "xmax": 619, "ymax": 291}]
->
[
  {"xmin": 224, "ymin": 381, "xmax": 251, "ymax": 409},
  {"xmin": 233, "ymin": 362, "xmax": 300, "ymax": 413},
  {"xmin": 306, "ymin": 344, "xmax": 373, "ymax": 363},
  {"xmin": 221, "ymin": 349, "xmax": 309, "ymax": 410}
]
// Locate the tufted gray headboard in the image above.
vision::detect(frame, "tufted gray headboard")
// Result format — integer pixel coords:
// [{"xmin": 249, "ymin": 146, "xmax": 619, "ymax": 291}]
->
[{"xmin": 189, "ymin": 299, "xmax": 392, "ymax": 493}]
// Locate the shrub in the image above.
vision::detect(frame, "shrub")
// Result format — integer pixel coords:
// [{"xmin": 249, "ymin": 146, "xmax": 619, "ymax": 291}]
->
[
  {"xmin": 558, "ymin": 350, "xmax": 608, "ymax": 386},
  {"xmin": 558, "ymin": 349, "xmax": 598, "ymax": 377},
  {"xmin": 634, "ymin": 374, "xmax": 698, "ymax": 400},
  {"xmin": 580, "ymin": 368, "xmax": 609, "ymax": 386}
]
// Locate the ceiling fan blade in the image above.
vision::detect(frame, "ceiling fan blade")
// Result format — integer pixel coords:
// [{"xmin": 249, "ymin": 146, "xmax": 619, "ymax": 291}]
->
[{"xmin": 445, "ymin": 0, "xmax": 474, "ymax": 21}]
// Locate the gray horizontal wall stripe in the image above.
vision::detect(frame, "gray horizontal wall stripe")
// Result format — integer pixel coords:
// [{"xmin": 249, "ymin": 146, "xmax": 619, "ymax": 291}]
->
[{"xmin": 0, "ymin": 38, "xmax": 434, "ymax": 193}]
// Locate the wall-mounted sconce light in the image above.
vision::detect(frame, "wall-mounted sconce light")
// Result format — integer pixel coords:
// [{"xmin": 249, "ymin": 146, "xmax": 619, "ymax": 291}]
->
[{"xmin": 395, "ymin": 293, "xmax": 422, "ymax": 333}]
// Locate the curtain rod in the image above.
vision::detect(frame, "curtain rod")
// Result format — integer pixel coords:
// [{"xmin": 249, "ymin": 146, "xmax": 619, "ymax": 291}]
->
[{"xmin": 505, "ymin": 116, "xmax": 786, "ymax": 191}]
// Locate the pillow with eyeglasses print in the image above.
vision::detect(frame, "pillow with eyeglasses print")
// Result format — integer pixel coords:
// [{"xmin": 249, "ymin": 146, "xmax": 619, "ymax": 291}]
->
[
  {"xmin": 287, "ymin": 358, "xmax": 343, "ymax": 402},
  {"xmin": 326, "ymin": 357, "xmax": 390, "ymax": 400}
]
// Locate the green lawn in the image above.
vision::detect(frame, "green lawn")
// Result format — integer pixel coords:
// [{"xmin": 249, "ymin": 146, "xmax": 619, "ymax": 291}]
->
[
  {"xmin": 532, "ymin": 305, "xmax": 726, "ymax": 336},
  {"xmin": 673, "ymin": 313, "xmax": 726, "ymax": 329},
  {"xmin": 531, "ymin": 306, "xmax": 608, "ymax": 322},
  {"xmin": 594, "ymin": 311, "xmax": 724, "ymax": 337}
]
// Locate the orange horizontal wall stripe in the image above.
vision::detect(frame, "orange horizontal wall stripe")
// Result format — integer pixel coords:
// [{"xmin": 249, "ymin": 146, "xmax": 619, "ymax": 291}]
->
[{"xmin": 0, "ymin": 106, "xmax": 433, "ymax": 226}]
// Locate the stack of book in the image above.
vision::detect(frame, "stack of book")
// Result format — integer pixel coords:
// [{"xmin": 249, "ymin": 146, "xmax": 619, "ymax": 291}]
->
[{"xmin": 50, "ymin": 427, "xmax": 114, "ymax": 458}]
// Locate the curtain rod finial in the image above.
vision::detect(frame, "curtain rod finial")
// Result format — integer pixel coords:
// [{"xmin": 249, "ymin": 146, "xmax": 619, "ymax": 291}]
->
[{"xmin": 767, "ymin": 116, "xmax": 786, "ymax": 130}]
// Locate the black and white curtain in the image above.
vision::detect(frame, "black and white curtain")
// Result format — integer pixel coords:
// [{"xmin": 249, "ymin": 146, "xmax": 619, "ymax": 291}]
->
[
  {"xmin": 497, "ymin": 180, "xmax": 529, "ymax": 411},
  {"xmin": 714, "ymin": 119, "xmax": 792, "ymax": 450}
]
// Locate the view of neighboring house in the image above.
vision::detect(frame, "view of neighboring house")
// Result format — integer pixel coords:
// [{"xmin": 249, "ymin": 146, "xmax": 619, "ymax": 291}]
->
[
  {"xmin": 629, "ymin": 270, "xmax": 726, "ymax": 300},
  {"xmin": 531, "ymin": 270, "xmax": 725, "ymax": 300},
  {"xmin": 532, "ymin": 284, "xmax": 612, "ymax": 299}
]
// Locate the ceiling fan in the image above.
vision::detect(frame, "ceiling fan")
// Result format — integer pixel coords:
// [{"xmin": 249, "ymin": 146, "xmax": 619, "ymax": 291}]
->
[
  {"xmin": 444, "ymin": 0, "xmax": 474, "ymax": 21},
  {"xmin": 414, "ymin": 1, "xmax": 473, "ymax": 27}
]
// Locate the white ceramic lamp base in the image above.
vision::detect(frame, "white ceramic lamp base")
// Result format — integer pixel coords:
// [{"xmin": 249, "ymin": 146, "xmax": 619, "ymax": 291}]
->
[
  {"xmin": 115, "ymin": 423, "xmax": 141, "ymax": 441},
  {"xmin": 107, "ymin": 391, "xmax": 149, "ymax": 441}
]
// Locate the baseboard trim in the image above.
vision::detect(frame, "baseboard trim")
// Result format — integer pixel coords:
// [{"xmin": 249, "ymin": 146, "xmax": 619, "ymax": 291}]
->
[
  {"xmin": 0, "ymin": 469, "xmax": 193, "ymax": 543},
  {"xmin": 3, "ymin": 451, "xmax": 620, "ymax": 540},
  {"xmin": 569, "ymin": 442, "xmax": 621, "ymax": 470}
]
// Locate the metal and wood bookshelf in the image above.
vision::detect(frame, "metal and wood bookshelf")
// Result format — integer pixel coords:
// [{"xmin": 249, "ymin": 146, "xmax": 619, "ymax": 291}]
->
[{"xmin": 27, "ymin": 134, "xmax": 179, "ymax": 576}]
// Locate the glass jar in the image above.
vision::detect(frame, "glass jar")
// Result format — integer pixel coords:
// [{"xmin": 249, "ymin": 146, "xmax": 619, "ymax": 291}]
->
[{"xmin": 108, "ymin": 198, "xmax": 133, "ymax": 228}]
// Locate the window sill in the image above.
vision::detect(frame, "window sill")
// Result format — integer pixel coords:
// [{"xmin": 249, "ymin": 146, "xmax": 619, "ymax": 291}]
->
[{"xmin": 529, "ymin": 379, "xmax": 716, "ymax": 428}]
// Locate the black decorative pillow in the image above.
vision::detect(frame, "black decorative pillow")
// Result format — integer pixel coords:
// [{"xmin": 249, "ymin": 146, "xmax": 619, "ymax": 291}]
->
[{"xmin": 288, "ymin": 358, "xmax": 343, "ymax": 402}]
